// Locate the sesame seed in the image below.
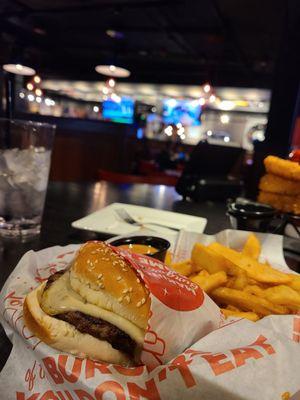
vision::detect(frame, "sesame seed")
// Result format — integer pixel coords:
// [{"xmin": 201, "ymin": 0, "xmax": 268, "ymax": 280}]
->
[
  {"xmin": 97, "ymin": 273, "xmax": 103, "ymax": 279},
  {"xmin": 124, "ymin": 295, "xmax": 131, "ymax": 303},
  {"xmin": 136, "ymin": 301, "xmax": 142, "ymax": 307},
  {"xmin": 128, "ymin": 287, "xmax": 133, "ymax": 293},
  {"xmin": 136, "ymin": 278, "xmax": 140, "ymax": 283},
  {"xmin": 98, "ymin": 283, "xmax": 105, "ymax": 289},
  {"xmin": 141, "ymin": 298, "xmax": 146, "ymax": 305},
  {"xmin": 122, "ymin": 288, "xmax": 129, "ymax": 294},
  {"xmin": 118, "ymin": 297, "xmax": 123, "ymax": 303},
  {"xmin": 116, "ymin": 276, "xmax": 122, "ymax": 281}
]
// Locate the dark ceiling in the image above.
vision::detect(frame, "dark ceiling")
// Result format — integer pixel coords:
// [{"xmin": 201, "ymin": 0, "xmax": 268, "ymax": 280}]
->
[{"xmin": 0, "ymin": 0, "xmax": 299, "ymax": 87}]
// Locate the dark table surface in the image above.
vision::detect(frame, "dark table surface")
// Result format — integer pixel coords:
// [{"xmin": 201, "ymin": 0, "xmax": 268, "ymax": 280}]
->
[{"xmin": 1, "ymin": 181, "xmax": 300, "ymax": 372}]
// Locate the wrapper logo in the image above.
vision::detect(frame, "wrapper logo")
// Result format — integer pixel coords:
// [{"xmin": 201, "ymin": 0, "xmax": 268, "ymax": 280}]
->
[
  {"xmin": 142, "ymin": 328, "xmax": 166, "ymax": 366},
  {"xmin": 112, "ymin": 247, "xmax": 204, "ymax": 311},
  {"xmin": 16, "ymin": 354, "xmax": 197, "ymax": 399}
]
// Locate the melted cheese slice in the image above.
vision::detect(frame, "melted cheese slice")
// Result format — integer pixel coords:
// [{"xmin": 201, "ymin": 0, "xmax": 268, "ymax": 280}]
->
[{"xmin": 40, "ymin": 272, "xmax": 145, "ymax": 345}]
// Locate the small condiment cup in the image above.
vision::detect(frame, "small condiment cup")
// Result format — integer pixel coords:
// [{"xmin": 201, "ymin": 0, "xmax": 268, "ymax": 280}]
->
[{"xmin": 109, "ymin": 236, "xmax": 171, "ymax": 262}]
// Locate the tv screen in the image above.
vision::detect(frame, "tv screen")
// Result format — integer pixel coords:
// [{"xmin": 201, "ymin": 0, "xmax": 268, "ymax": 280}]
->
[
  {"xmin": 102, "ymin": 96, "xmax": 134, "ymax": 124},
  {"xmin": 163, "ymin": 99, "xmax": 201, "ymax": 126}
]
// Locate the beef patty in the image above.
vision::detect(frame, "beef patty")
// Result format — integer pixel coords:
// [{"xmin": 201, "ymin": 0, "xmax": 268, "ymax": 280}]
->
[{"xmin": 44, "ymin": 271, "xmax": 136, "ymax": 357}]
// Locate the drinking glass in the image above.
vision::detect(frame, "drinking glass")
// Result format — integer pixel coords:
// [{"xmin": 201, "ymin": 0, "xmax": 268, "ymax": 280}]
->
[{"xmin": 0, "ymin": 118, "xmax": 56, "ymax": 237}]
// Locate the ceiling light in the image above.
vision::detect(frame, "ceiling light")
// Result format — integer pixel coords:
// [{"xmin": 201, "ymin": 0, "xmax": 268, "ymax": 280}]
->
[
  {"xmin": 106, "ymin": 30, "xmax": 124, "ymax": 39},
  {"xmin": 180, "ymin": 134, "xmax": 186, "ymax": 140},
  {"xmin": 220, "ymin": 114, "xmax": 230, "ymax": 124},
  {"xmin": 19, "ymin": 92, "xmax": 25, "ymax": 99},
  {"xmin": 207, "ymin": 130, "xmax": 212, "ymax": 136},
  {"xmin": 176, "ymin": 122, "xmax": 182, "ymax": 128},
  {"xmin": 108, "ymin": 78, "xmax": 116, "ymax": 88},
  {"xmin": 203, "ymin": 84, "xmax": 211, "ymax": 93},
  {"xmin": 224, "ymin": 136, "xmax": 230, "ymax": 142},
  {"xmin": 3, "ymin": 63, "xmax": 36, "ymax": 76},
  {"xmin": 209, "ymin": 94, "xmax": 216, "ymax": 103},
  {"xmin": 258, "ymin": 102, "xmax": 264, "ymax": 108},
  {"xmin": 102, "ymin": 86, "xmax": 109, "ymax": 94},
  {"xmin": 45, "ymin": 98, "xmax": 52, "ymax": 106},
  {"xmin": 93, "ymin": 105, "xmax": 99, "ymax": 112},
  {"xmin": 27, "ymin": 83, "xmax": 34, "ymax": 91},
  {"xmin": 177, "ymin": 127, "xmax": 185, "ymax": 135},
  {"xmin": 95, "ymin": 64, "xmax": 130, "ymax": 78},
  {"xmin": 219, "ymin": 100, "xmax": 235, "ymax": 111},
  {"xmin": 199, "ymin": 98, "xmax": 206, "ymax": 106},
  {"xmin": 34, "ymin": 75, "xmax": 41, "ymax": 84},
  {"xmin": 27, "ymin": 94, "xmax": 35, "ymax": 102},
  {"xmin": 36, "ymin": 96, "xmax": 42, "ymax": 103},
  {"xmin": 164, "ymin": 125, "xmax": 173, "ymax": 135},
  {"xmin": 35, "ymin": 88, "xmax": 42, "ymax": 96}
]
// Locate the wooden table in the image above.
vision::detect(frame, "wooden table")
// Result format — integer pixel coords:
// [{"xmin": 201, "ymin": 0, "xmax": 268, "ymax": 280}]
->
[{"xmin": 0, "ymin": 181, "xmax": 299, "ymax": 371}]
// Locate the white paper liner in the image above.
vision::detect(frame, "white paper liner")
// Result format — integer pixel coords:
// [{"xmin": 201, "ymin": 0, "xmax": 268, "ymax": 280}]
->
[{"xmin": 0, "ymin": 231, "xmax": 300, "ymax": 400}]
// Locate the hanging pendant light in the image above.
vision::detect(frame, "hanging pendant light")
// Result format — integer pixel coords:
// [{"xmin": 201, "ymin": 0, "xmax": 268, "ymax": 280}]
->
[
  {"xmin": 3, "ymin": 63, "xmax": 36, "ymax": 76},
  {"xmin": 95, "ymin": 64, "xmax": 130, "ymax": 78}
]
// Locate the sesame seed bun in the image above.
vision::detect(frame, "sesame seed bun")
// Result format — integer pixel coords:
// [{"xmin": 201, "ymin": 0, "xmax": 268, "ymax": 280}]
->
[{"xmin": 70, "ymin": 241, "xmax": 150, "ymax": 330}]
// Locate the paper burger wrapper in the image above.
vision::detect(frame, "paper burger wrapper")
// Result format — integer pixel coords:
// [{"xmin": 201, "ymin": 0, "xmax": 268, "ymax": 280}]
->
[
  {"xmin": 1, "ymin": 231, "xmax": 300, "ymax": 400},
  {"xmin": 110, "ymin": 246, "xmax": 221, "ymax": 366}
]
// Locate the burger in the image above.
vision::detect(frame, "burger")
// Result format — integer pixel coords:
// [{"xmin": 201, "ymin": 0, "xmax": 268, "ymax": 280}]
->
[{"xmin": 23, "ymin": 241, "xmax": 150, "ymax": 366}]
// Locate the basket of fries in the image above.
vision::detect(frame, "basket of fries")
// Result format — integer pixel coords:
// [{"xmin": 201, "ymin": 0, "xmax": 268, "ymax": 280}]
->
[{"xmin": 171, "ymin": 230, "xmax": 300, "ymax": 321}]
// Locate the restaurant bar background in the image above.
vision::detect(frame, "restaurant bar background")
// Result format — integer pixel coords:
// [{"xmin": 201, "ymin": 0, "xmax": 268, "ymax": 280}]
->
[{"xmin": 0, "ymin": 0, "xmax": 299, "ymax": 198}]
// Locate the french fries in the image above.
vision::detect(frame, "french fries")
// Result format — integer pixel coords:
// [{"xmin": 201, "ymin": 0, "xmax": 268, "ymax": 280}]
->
[
  {"xmin": 191, "ymin": 271, "xmax": 227, "ymax": 294},
  {"xmin": 170, "ymin": 259, "xmax": 193, "ymax": 276},
  {"xmin": 211, "ymin": 287, "xmax": 288, "ymax": 316},
  {"xmin": 287, "ymin": 274, "xmax": 300, "ymax": 292},
  {"xmin": 242, "ymin": 233, "xmax": 261, "ymax": 260},
  {"xmin": 230, "ymin": 269, "xmax": 248, "ymax": 290},
  {"xmin": 208, "ymin": 242, "xmax": 292, "ymax": 284},
  {"xmin": 221, "ymin": 308, "xmax": 260, "ymax": 322},
  {"xmin": 170, "ymin": 233, "xmax": 300, "ymax": 322},
  {"xmin": 191, "ymin": 243, "xmax": 226, "ymax": 273},
  {"xmin": 262, "ymin": 285, "xmax": 300, "ymax": 308},
  {"xmin": 164, "ymin": 251, "xmax": 173, "ymax": 267}
]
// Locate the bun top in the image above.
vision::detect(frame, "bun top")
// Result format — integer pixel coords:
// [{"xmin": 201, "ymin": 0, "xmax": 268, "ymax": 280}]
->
[{"xmin": 70, "ymin": 241, "xmax": 150, "ymax": 329}]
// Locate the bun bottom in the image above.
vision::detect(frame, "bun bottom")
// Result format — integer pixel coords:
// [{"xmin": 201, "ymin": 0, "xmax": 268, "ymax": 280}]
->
[{"xmin": 23, "ymin": 283, "xmax": 132, "ymax": 366}]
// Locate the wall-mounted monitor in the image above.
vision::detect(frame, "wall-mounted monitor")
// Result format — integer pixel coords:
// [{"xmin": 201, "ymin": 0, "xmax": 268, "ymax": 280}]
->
[
  {"xmin": 163, "ymin": 98, "xmax": 202, "ymax": 126},
  {"xmin": 102, "ymin": 96, "xmax": 134, "ymax": 124}
]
